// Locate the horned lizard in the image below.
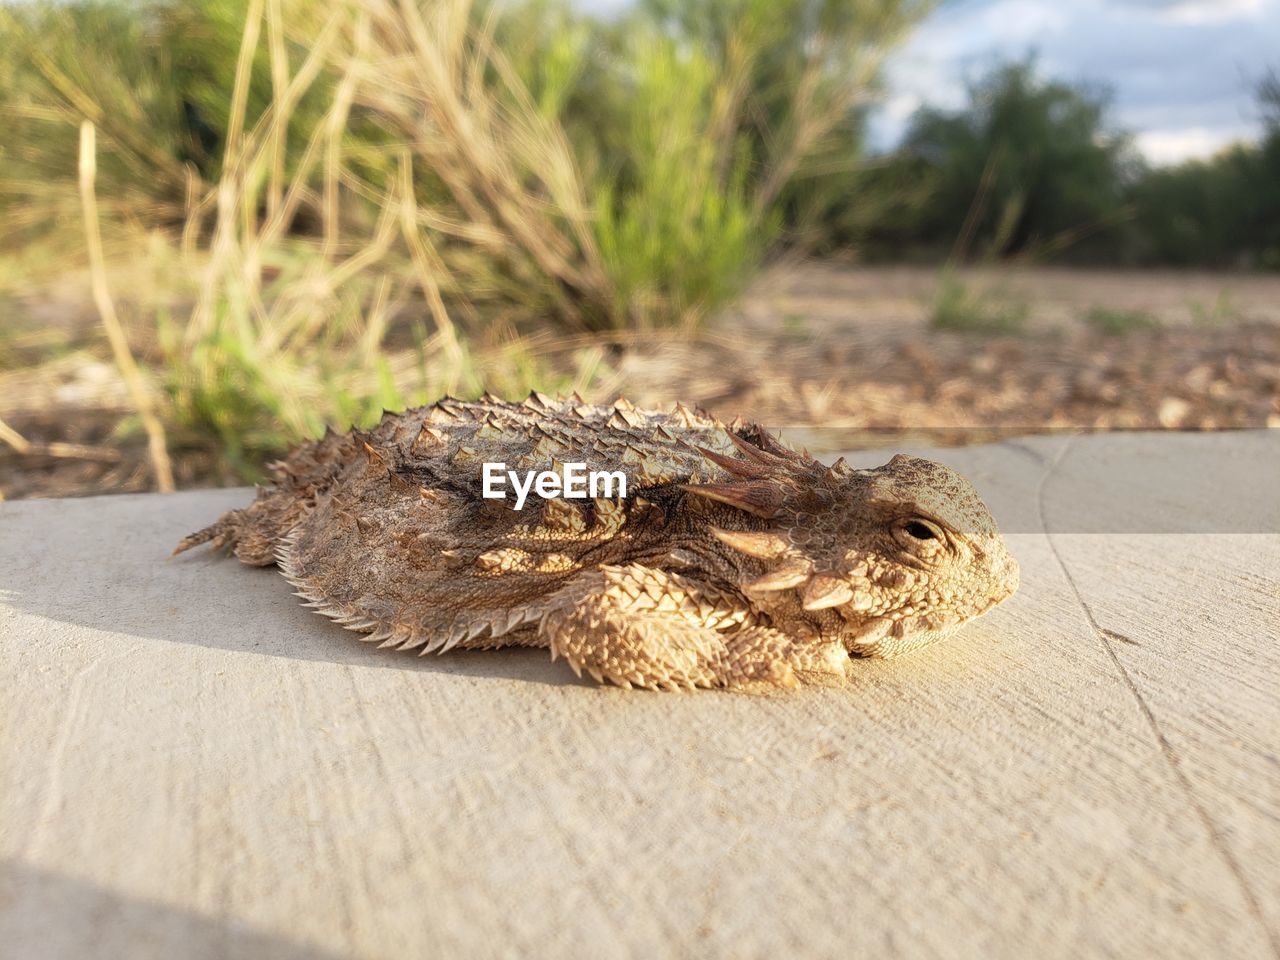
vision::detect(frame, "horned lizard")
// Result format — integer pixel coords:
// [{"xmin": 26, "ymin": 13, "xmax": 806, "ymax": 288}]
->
[{"xmin": 176, "ymin": 395, "xmax": 1018, "ymax": 690}]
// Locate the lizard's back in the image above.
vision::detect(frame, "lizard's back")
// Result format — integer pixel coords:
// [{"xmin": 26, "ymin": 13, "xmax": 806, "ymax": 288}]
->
[{"xmin": 176, "ymin": 395, "xmax": 765, "ymax": 653}]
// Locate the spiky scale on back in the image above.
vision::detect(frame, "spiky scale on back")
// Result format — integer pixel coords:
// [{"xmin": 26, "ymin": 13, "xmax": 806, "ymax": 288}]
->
[{"xmin": 176, "ymin": 395, "xmax": 1019, "ymax": 690}]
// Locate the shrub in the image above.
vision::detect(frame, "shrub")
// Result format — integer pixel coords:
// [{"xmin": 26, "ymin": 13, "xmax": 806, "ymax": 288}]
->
[
  {"xmin": 1082, "ymin": 306, "xmax": 1157, "ymax": 335},
  {"xmin": 1188, "ymin": 289, "xmax": 1240, "ymax": 327},
  {"xmin": 0, "ymin": 0, "xmax": 931, "ymax": 483},
  {"xmin": 893, "ymin": 60, "xmax": 1137, "ymax": 263},
  {"xmin": 1, "ymin": 0, "xmax": 932, "ymax": 330},
  {"xmin": 930, "ymin": 272, "xmax": 1027, "ymax": 333}
]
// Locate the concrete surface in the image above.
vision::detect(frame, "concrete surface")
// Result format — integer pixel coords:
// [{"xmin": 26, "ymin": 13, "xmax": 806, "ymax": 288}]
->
[{"xmin": 1, "ymin": 431, "xmax": 1277, "ymax": 960}]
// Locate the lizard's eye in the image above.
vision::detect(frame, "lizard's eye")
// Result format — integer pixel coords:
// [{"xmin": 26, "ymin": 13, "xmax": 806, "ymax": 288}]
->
[
  {"xmin": 893, "ymin": 517, "xmax": 947, "ymax": 558},
  {"xmin": 903, "ymin": 520, "xmax": 938, "ymax": 541}
]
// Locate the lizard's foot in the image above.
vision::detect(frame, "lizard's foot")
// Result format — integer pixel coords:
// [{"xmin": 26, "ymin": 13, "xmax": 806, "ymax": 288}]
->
[{"xmin": 539, "ymin": 564, "xmax": 848, "ymax": 690}]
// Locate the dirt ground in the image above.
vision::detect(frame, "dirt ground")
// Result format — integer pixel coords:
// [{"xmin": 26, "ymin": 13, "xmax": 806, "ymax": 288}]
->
[{"xmin": 2, "ymin": 263, "xmax": 1278, "ymax": 498}]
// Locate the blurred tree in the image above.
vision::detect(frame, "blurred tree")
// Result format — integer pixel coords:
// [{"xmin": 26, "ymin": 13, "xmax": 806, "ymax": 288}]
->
[
  {"xmin": 1126, "ymin": 148, "xmax": 1259, "ymax": 267},
  {"xmin": 874, "ymin": 60, "xmax": 1138, "ymax": 262},
  {"xmin": 638, "ymin": 0, "xmax": 934, "ymax": 247},
  {"xmin": 1125, "ymin": 68, "xmax": 1280, "ymax": 269},
  {"xmin": 0, "ymin": 0, "xmax": 342, "ymax": 240},
  {"xmin": 1258, "ymin": 67, "xmax": 1280, "ymax": 129}
]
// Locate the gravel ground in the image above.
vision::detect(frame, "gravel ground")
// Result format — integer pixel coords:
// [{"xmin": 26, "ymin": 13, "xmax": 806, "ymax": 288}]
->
[{"xmin": 3, "ymin": 264, "xmax": 1279, "ymax": 498}]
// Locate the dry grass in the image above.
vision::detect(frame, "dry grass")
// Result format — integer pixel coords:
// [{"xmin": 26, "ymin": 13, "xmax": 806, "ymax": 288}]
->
[
  {"xmin": 0, "ymin": 0, "xmax": 927, "ymax": 488},
  {"xmin": 76, "ymin": 0, "xmax": 624, "ymax": 475},
  {"xmin": 79, "ymin": 121, "xmax": 175, "ymax": 491}
]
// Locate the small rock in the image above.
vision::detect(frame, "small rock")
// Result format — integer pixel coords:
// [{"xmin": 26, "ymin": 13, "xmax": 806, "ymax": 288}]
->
[{"xmin": 1158, "ymin": 397, "xmax": 1191, "ymax": 428}]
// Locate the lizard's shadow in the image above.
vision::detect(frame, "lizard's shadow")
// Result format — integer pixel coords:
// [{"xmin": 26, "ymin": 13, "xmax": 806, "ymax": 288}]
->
[
  {"xmin": 2, "ymin": 860, "xmax": 351, "ymax": 960},
  {"xmin": 8, "ymin": 489, "xmax": 590, "ymax": 689}
]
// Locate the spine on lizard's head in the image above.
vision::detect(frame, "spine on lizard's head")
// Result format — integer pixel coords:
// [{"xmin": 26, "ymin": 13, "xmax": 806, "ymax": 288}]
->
[
  {"xmin": 175, "ymin": 395, "xmax": 1019, "ymax": 690},
  {"xmin": 692, "ymin": 439, "xmax": 1018, "ymax": 659}
]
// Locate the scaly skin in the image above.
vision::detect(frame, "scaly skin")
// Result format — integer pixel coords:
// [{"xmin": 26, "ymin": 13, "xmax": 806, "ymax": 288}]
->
[{"xmin": 176, "ymin": 395, "xmax": 1019, "ymax": 690}]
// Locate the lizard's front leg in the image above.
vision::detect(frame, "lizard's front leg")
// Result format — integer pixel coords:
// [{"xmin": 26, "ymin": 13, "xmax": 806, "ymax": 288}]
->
[{"xmin": 538, "ymin": 564, "xmax": 848, "ymax": 690}]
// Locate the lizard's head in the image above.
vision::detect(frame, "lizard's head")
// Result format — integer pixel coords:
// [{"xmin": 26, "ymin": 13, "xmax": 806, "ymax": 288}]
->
[{"xmin": 689, "ymin": 439, "xmax": 1018, "ymax": 658}]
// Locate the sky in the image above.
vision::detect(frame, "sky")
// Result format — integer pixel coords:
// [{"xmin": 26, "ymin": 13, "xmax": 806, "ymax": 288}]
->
[
  {"xmin": 872, "ymin": 0, "xmax": 1280, "ymax": 164},
  {"xmin": 583, "ymin": 0, "xmax": 1279, "ymax": 166}
]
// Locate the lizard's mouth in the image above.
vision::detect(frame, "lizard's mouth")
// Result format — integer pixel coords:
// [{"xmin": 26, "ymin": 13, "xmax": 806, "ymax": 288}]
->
[
  {"xmin": 845, "ymin": 581, "xmax": 1014, "ymax": 659},
  {"xmin": 845, "ymin": 616, "xmax": 963, "ymax": 659},
  {"xmin": 826, "ymin": 537, "xmax": 1020, "ymax": 659}
]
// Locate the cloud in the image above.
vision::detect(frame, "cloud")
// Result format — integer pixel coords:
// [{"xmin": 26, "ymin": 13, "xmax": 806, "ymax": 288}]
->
[
  {"xmin": 1135, "ymin": 126, "xmax": 1257, "ymax": 164},
  {"xmin": 577, "ymin": 0, "xmax": 1275, "ymax": 165},
  {"xmin": 869, "ymin": 0, "xmax": 1279, "ymax": 164},
  {"xmin": 1160, "ymin": 0, "xmax": 1267, "ymax": 24},
  {"xmin": 1018, "ymin": 0, "xmax": 1266, "ymax": 20}
]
